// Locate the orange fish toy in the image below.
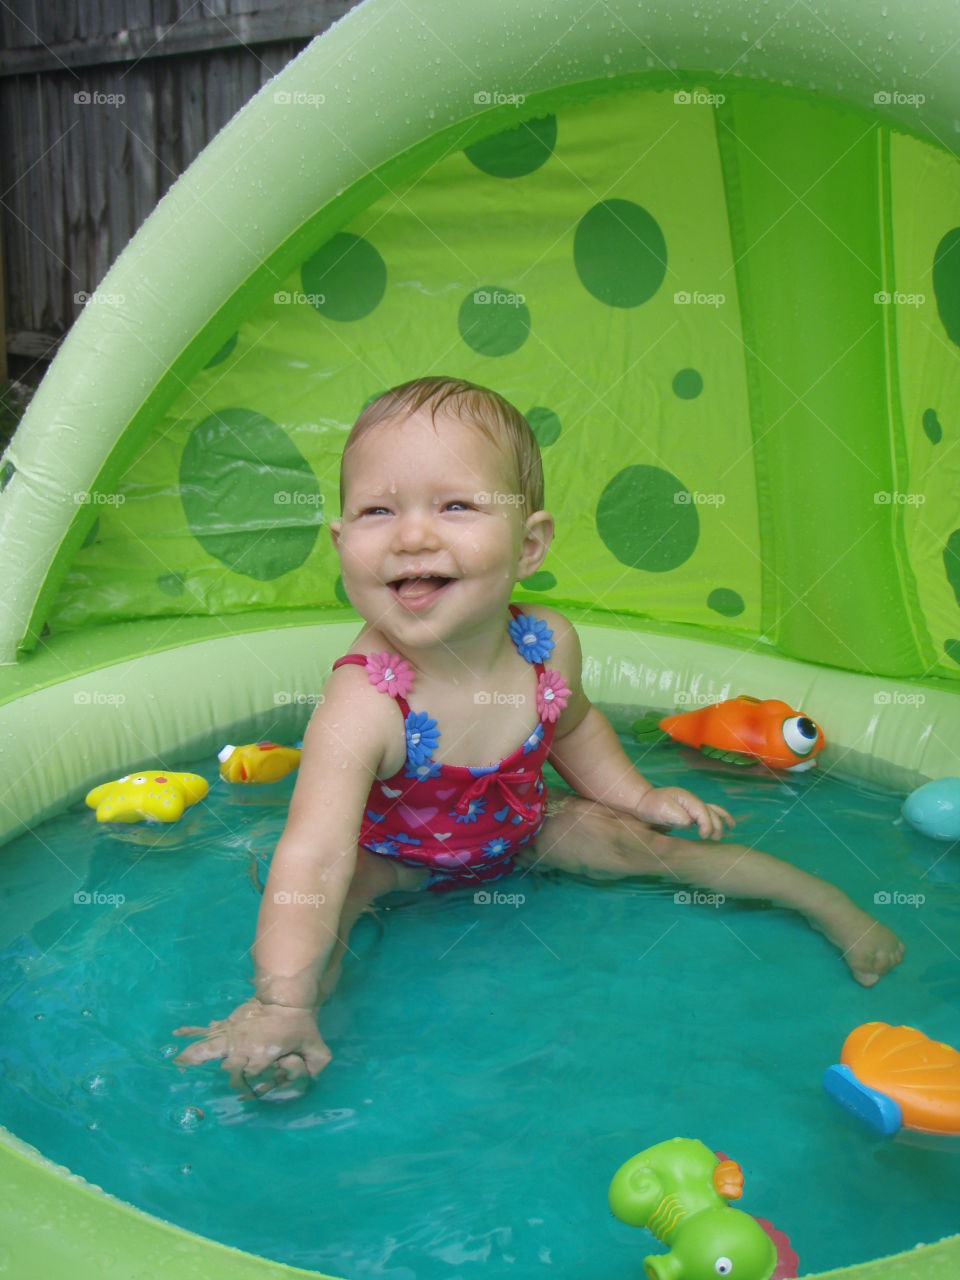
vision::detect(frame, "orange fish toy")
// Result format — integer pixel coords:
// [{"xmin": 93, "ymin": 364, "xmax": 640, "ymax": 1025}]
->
[
  {"xmin": 218, "ymin": 741, "xmax": 302, "ymax": 784},
  {"xmin": 823, "ymin": 1022, "xmax": 960, "ymax": 1137},
  {"xmin": 633, "ymin": 696, "xmax": 825, "ymax": 772}
]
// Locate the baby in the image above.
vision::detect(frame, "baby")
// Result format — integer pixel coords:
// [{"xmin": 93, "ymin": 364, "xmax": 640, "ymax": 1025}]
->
[{"xmin": 174, "ymin": 376, "xmax": 904, "ymax": 1095}]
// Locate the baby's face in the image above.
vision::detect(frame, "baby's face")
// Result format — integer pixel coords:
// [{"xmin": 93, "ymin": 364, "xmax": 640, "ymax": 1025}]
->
[{"xmin": 330, "ymin": 407, "xmax": 547, "ymax": 645}]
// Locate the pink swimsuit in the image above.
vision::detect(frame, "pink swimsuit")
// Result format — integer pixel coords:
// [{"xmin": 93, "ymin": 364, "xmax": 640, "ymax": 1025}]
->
[{"xmin": 331, "ymin": 604, "xmax": 572, "ymax": 893}]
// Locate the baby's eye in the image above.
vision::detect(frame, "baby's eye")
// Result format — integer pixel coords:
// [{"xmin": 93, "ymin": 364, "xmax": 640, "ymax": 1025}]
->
[
  {"xmin": 360, "ymin": 506, "xmax": 390, "ymax": 517},
  {"xmin": 443, "ymin": 501, "xmax": 473, "ymax": 512}
]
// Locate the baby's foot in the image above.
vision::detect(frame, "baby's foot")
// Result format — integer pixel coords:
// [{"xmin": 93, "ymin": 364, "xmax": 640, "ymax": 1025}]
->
[{"xmin": 809, "ymin": 897, "xmax": 905, "ymax": 986}]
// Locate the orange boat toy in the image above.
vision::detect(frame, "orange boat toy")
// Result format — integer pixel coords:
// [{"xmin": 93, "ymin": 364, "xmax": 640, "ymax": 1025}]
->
[
  {"xmin": 633, "ymin": 696, "xmax": 825, "ymax": 771},
  {"xmin": 823, "ymin": 1022, "xmax": 960, "ymax": 1136},
  {"xmin": 218, "ymin": 741, "xmax": 302, "ymax": 784}
]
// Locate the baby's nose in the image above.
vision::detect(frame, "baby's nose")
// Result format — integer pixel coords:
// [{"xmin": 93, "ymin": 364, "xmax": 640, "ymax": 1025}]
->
[{"xmin": 392, "ymin": 509, "xmax": 441, "ymax": 551}]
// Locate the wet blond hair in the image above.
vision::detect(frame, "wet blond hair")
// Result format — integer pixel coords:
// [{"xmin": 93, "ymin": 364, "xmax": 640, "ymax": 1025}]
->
[{"xmin": 338, "ymin": 376, "xmax": 544, "ymax": 515}]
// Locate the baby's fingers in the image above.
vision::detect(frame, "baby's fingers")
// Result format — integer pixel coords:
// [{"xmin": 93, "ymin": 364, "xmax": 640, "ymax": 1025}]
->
[{"xmin": 173, "ymin": 1034, "xmax": 228, "ymax": 1066}]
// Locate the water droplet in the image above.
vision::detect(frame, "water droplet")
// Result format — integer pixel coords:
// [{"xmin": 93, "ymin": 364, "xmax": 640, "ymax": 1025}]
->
[
  {"xmin": 170, "ymin": 1105, "xmax": 205, "ymax": 1132},
  {"xmin": 81, "ymin": 1008, "xmax": 93, "ymax": 1018},
  {"xmin": 180, "ymin": 1163, "xmax": 193, "ymax": 1174},
  {"xmin": 83, "ymin": 1072, "xmax": 113, "ymax": 1095},
  {"xmin": 34, "ymin": 1012, "xmax": 45, "ymax": 1021}
]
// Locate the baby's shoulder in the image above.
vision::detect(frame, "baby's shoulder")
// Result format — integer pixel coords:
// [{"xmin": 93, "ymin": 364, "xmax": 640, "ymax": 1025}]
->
[{"xmin": 514, "ymin": 603, "xmax": 581, "ymax": 675}]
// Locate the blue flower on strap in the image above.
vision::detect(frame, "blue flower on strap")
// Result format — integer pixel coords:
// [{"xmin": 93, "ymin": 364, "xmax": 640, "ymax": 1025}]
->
[
  {"xmin": 404, "ymin": 710, "xmax": 439, "ymax": 766},
  {"xmin": 509, "ymin": 613, "xmax": 554, "ymax": 663}
]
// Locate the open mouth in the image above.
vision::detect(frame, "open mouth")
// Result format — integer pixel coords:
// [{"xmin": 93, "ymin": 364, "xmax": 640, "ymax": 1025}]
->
[{"xmin": 389, "ymin": 575, "xmax": 456, "ymax": 602}]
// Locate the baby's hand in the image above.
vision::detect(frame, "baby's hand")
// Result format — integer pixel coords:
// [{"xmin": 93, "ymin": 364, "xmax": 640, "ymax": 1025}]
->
[
  {"xmin": 172, "ymin": 998, "xmax": 331, "ymax": 1096},
  {"xmin": 636, "ymin": 787, "xmax": 735, "ymax": 840}
]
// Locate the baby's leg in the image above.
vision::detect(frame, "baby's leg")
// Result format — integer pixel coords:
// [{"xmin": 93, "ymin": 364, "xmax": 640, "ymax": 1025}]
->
[
  {"xmin": 518, "ymin": 788, "xmax": 903, "ymax": 986},
  {"xmin": 316, "ymin": 847, "xmax": 428, "ymax": 1002}
]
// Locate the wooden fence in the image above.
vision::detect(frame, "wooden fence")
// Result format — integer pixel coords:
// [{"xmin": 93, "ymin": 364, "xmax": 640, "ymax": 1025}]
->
[{"xmin": 0, "ymin": 0, "xmax": 358, "ymax": 379}]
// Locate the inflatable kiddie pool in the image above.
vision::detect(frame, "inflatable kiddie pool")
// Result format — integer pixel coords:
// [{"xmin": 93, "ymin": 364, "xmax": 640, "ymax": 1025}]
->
[{"xmin": 1, "ymin": 0, "xmax": 959, "ymax": 1275}]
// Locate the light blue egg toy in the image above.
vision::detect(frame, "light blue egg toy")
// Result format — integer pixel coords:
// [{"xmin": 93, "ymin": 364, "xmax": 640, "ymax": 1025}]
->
[{"xmin": 902, "ymin": 778, "xmax": 960, "ymax": 841}]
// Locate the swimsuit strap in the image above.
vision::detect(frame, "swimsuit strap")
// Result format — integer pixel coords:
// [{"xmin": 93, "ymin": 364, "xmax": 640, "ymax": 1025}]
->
[{"xmin": 330, "ymin": 653, "xmax": 413, "ymax": 716}]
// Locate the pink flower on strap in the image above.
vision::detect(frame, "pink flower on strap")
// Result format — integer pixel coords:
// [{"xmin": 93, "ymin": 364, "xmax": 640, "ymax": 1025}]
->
[
  {"xmin": 364, "ymin": 652, "xmax": 415, "ymax": 698},
  {"xmin": 536, "ymin": 669, "xmax": 571, "ymax": 723}
]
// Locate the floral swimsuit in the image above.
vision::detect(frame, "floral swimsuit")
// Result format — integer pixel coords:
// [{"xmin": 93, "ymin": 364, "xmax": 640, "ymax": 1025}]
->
[{"xmin": 331, "ymin": 604, "xmax": 572, "ymax": 893}]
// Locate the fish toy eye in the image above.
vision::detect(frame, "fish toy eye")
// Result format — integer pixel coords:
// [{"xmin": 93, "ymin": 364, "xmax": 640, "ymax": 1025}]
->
[
  {"xmin": 782, "ymin": 714, "xmax": 818, "ymax": 756},
  {"xmin": 714, "ymin": 1259, "xmax": 734, "ymax": 1276}
]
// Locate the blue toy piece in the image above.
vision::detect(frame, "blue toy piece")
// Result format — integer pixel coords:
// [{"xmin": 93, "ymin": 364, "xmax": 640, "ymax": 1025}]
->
[
  {"xmin": 821, "ymin": 1064, "xmax": 903, "ymax": 1136},
  {"xmin": 902, "ymin": 777, "xmax": 960, "ymax": 841}
]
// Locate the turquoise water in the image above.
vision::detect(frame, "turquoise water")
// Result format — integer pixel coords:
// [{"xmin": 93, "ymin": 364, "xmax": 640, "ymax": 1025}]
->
[{"xmin": 1, "ymin": 720, "xmax": 959, "ymax": 1277}]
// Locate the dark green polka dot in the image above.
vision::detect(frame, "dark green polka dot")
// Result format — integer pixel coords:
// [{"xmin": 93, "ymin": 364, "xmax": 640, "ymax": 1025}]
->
[
  {"xmin": 81, "ymin": 517, "xmax": 99, "ymax": 549},
  {"xmin": 464, "ymin": 114, "xmax": 557, "ymax": 178},
  {"xmin": 923, "ymin": 408, "xmax": 943, "ymax": 444},
  {"xmin": 933, "ymin": 228, "xmax": 960, "ymax": 346},
  {"xmin": 945, "ymin": 639, "xmax": 960, "ymax": 667},
  {"xmin": 708, "ymin": 588, "xmax": 744, "ymax": 617},
  {"xmin": 334, "ymin": 575, "xmax": 350, "ymax": 605},
  {"xmin": 574, "ymin": 200, "xmax": 667, "ymax": 308},
  {"xmin": 180, "ymin": 408, "xmax": 322, "ymax": 581},
  {"xmin": 204, "ymin": 332, "xmax": 237, "ymax": 368},
  {"xmin": 596, "ymin": 465, "xmax": 699, "ymax": 572},
  {"xmin": 301, "ymin": 233, "xmax": 386, "ymax": 322},
  {"xmin": 526, "ymin": 406, "xmax": 561, "ymax": 448},
  {"xmin": 673, "ymin": 368, "xmax": 703, "ymax": 400},
  {"xmin": 520, "ymin": 570, "xmax": 557, "ymax": 592},
  {"xmin": 458, "ymin": 286, "xmax": 530, "ymax": 357},
  {"xmin": 944, "ymin": 529, "xmax": 960, "ymax": 606},
  {"xmin": 0, "ymin": 459, "xmax": 14, "ymax": 491},
  {"xmin": 157, "ymin": 573, "xmax": 185, "ymax": 597}
]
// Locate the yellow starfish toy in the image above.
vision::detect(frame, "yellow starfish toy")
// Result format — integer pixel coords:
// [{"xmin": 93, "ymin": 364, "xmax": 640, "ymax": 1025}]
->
[{"xmin": 85, "ymin": 771, "xmax": 209, "ymax": 824}]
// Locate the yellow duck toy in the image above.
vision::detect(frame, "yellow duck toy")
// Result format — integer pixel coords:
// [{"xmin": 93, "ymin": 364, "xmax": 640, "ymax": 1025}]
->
[
  {"xmin": 85, "ymin": 771, "xmax": 209, "ymax": 824},
  {"xmin": 218, "ymin": 741, "xmax": 302, "ymax": 784}
]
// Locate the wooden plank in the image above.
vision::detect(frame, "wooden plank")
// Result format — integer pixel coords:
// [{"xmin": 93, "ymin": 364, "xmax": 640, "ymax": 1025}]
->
[
  {"xmin": 6, "ymin": 329, "xmax": 66, "ymax": 359},
  {"xmin": 0, "ymin": 8, "xmax": 340, "ymax": 76}
]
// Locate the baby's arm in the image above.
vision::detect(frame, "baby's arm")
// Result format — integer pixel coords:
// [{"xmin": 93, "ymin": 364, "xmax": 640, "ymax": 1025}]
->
[
  {"xmin": 173, "ymin": 667, "xmax": 395, "ymax": 1092},
  {"xmin": 543, "ymin": 610, "xmax": 731, "ymax": 839}
]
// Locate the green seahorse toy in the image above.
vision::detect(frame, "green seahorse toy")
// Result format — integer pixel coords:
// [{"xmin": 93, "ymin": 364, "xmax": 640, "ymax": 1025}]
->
[{"xmin": 609, "ymin": 1138, "xmax": 794, "ymax": 1280}]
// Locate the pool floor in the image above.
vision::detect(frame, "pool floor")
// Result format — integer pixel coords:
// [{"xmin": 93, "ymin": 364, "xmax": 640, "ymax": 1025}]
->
[{"xmin": 0, "ymin": 725, "xmax": 958, "ymax": 1276}]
